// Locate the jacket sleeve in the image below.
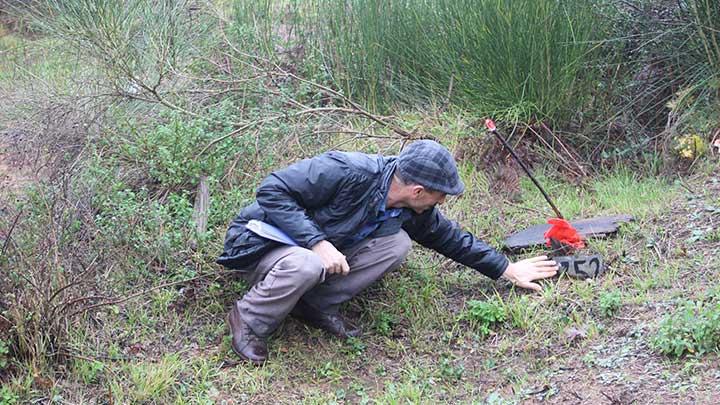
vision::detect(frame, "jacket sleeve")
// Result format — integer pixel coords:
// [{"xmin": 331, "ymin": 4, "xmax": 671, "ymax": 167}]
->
[
  {"xmin": 255, "ymin": 152, "xmax": 351, "ymax": 249},
  {"xmin": 402, "ymin": 207, "xmax": 509, "ymax": 279}
]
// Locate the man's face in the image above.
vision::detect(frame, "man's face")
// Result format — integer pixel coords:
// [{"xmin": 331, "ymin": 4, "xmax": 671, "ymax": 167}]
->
[{"xmin": 407, "ymin": 187, "xmax": 447, "ymax": 214}]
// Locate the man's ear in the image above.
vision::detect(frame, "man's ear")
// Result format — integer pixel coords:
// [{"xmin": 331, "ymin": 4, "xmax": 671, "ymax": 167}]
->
[{"xmin": 410, "ymin": 185, "xmax": 425, "ymax": 197}]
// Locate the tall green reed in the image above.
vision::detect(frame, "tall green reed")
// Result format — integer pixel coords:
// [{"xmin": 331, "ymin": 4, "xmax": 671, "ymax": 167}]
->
[
  {"xmin": 690, "ymin": 0, "xmax": 720, "ymax": 74},
  {"xmin": 314, "ymin": 0, "xmax": 601, "ymax": 122}
]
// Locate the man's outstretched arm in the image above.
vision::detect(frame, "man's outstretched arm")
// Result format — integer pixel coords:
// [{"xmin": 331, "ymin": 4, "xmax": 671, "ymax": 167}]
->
[{"xmin": 403, "ymin": 207, "xmax": 558, "ymax": 290}]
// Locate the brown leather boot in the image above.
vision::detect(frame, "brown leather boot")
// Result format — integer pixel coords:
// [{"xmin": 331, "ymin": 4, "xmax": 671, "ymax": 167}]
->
[
  {"xmin": 291, "ymin": 302, "xmax": 361, "ymax": 338},
  {"xmin": 228, "ymin": 303, "xmax": 268, "ymax": 365}
]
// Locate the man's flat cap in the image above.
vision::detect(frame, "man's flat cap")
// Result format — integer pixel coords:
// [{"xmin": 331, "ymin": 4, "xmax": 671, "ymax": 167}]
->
[{"xmin": 397, "ymin": 140, "xmax": 465, "ymax": 195}]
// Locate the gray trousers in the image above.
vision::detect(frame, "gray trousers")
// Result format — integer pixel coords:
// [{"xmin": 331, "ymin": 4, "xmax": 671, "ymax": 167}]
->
[{"xmin": 237, "ymin": 230, "xmax": 412, "ymax": 337}]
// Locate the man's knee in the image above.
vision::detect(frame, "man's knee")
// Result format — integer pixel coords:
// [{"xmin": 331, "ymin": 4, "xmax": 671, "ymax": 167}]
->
[{"xmin": 278, "ymin": 249, "xmax": 325, "ymax": 286}]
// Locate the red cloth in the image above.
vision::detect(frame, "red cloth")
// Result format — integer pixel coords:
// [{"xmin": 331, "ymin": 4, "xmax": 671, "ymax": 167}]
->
[{"xmin": 544, "ymin": 218, "xmax": 585, "ymax": 249}]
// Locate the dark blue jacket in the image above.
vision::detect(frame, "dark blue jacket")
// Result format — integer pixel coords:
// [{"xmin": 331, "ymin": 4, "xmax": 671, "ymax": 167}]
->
[{"xmin": 217, "ymin": 151, "xmax": 509, "ymax": 279}]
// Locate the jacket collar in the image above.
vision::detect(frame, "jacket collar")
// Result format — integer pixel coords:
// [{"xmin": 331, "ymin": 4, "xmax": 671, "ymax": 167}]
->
[{"xmin": 373, "ymin": 157, "xmax": 397, "ymax": 215}]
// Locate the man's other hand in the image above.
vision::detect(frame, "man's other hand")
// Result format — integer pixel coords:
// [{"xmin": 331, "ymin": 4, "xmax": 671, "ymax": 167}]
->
[
  {"xmin": 311, "ymin": 240, "xmax": 350, "ymax": 275},
  {"xmin": 502, "ymin": 255, "xmax": 559, "ymax": 292}
]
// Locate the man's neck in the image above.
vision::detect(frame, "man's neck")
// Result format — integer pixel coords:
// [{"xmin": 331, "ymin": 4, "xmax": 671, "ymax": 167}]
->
[{"xmin": 386, "ymin": 176, "xmax": 405, "ymax": 209}]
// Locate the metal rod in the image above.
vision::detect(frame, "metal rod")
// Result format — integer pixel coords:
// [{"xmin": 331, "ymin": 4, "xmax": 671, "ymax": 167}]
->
[{"xmin": 489, "ymin": 128, "xmax": 565, "ymax": 219}]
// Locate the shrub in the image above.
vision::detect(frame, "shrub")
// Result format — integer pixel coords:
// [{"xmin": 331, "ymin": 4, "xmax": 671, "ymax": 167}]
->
[
  {"xmin": 0, "ymin": 180, "xmax": 114, "ymax": 370},
  {"xmin": 28, "ymin": 0, "xmax": 208, "ymax": 97}
]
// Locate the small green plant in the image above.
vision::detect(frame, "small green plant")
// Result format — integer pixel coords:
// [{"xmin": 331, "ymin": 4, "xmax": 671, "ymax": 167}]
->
[
  {"xmin": 373, "ymin": 311, "xmax": 396, "ymax": 337},
  {"xmin": 316, "ymin": 361, "xmax": 342, "ymax": 381},
  {"xmin": 125, "ymin": 355, "xmax": 184, "ymax": 402},
  {"xmin": 438, "ymin": 356, "xmax": 464, "ymax": 381},
  {"xmin": 462, "ymin": 299, "xmax": 507, "ymax": 336},
  {"xmin": 343, "ymin": 337, "xmax": 366, "ymax": 356},
  {"xmin": 652, "ymin": 299, "xmax": 720, "ymax": 357},
  {"xmin": 0, "ymin": 339, "xmax": 9, "ymax": 370},
  {"xmin": 75, "ymin": 359, "xmax": 105, "ymax": 385},
  {"xmin": 599, "ymin": 290, "xmax": 623, "ymax": 318},
  {"xmin": 0, "ymin": 385, "xmax": 19, "ymax": 405}
]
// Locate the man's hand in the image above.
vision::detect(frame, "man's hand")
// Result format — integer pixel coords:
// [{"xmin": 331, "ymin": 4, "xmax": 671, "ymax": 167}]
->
[
  {"xmin": 311, "ymin": 240, "xmax": 350, "ymax": 275},
  {"xmin": 502, "ymin": 255, "xmax": 559, "ymax": 292}
]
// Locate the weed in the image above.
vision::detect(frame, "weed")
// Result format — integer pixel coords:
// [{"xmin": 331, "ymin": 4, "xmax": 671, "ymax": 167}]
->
[
  {"xmin": 652, "ymin": 299, "xmax": 720, "ymax": 357},
  {"xmin": 343, "ymin": 337, "xmax": 366, "ymax": 357},
  {"xmin": 125, "ymin": 354, "xmax": 184, "ymax": 403},
  {"xmin": 599, "ymin": 290, "xmax": 623, "ymax": 318},
  {"xmin": 73, "ymin": 359, "xmax": 104, "ymax": 385},
  {"xmin": 0, "ymin": 339, "xmax": 8, "ymax": 370},
  {"xmin": 373, "ymin": 311, "xmax": 396, "ymax": 337},
  {"xmin": 504, "ymin": 294, "xmax": 538, "ymax": 331},
  {"xmin": 438, "ymin": 356, "xmax": 464, "ymax": 381},
  {"xmin": 462, "ymin": 298, "xmax": 507, "ymax": 337},
  {"xmin": 315, "ymin": 361, "xmax": 342, "ymax": 381},
  {"xmin": 0, "ymin": 386, "xmax": 19, "ymax": 405},
  {"xmin": 378, "ymin": 381, "xmax": 425, "ymax": 404}
]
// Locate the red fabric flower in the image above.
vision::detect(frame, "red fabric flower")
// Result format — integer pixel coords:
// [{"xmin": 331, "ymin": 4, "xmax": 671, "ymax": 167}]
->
[{"xmin": 544, "ymin": 218, "xmax": 585, "ymax": 249}]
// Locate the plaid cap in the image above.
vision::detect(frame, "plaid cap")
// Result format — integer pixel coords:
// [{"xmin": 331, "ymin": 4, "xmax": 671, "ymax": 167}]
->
[{"xmin": 397, "ymin": 140, "xmax": 465, "ymax": 195}]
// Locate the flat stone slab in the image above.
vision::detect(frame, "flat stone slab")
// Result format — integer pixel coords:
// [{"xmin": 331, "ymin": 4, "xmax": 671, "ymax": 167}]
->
[{"xmin": 503, "ymin": 214, "xmax": 634, "ymax": 252}]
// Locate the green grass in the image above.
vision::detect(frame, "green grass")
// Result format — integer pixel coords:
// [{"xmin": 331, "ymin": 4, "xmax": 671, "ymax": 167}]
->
[{"xmin": 0, "ymin": 36, "xmax": 78, "ymax": 88}]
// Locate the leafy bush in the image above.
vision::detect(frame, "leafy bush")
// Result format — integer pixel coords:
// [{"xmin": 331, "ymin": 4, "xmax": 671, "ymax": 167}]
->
[
  {"xmin": 652, "ymin": 299, "xmax": 720, "ymax": 357},
  {"xmin": 112, "ymin": 103, "xmax": 260, "ymax": 191},
  {"xmin": 462, "ymin": 299, "xmax": 507, "ymax": 336}
]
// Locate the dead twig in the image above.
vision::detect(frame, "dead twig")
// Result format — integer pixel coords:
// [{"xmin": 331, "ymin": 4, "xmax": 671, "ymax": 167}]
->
[
  {"xmin": 1, "ymin": 210, "xmax": 22, "ymax": 257},
  {"xmin": 310, "ymin": 129, "xmax": 398, "ymax": 139},
  {"xmin": 67, "ymin": 270, "xmax": 239, "ymax": 319},
  {"xmin": 676, "ymin": 173, "xmax": 696, "ymax": 194},
  {"xmin": 199, "ymin": 106, "xmax": 400, "ymax": 157},
  {"xmin": 274, "ymin": 68, "xmax": 414, "ymax": 138},
  {"xmin": 539, "ymin": 122, "xmax": 587, "ymax": 177}
]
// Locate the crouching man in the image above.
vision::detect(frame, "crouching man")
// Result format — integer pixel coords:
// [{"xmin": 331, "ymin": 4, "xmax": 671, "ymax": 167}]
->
[{"xmin": 217, "ymin": 140, "xmax": 558, "ymax": 364}]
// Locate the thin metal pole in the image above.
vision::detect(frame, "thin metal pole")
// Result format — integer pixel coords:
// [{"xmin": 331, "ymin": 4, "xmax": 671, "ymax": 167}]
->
[{"xmin": 489, "ymin": 128, "xmax": 565, "ymax": 220}]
